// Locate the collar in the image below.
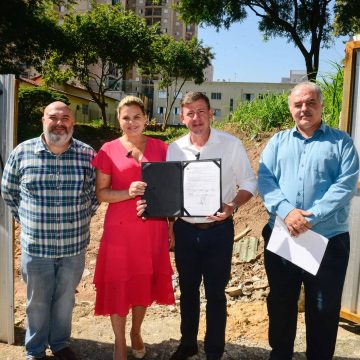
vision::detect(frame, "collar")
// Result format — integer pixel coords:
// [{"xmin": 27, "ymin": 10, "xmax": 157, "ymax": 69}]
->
[
  {"xmin": 35, "ymin": 134, "xmax": 75, "ymax": 155},
  {"xmin": 182, "ymin": 127, "xmax": 220, "ymax": 150},
  {"xmin": 291, "ymin": 121, "xmax": 327, "ymax": 139}
]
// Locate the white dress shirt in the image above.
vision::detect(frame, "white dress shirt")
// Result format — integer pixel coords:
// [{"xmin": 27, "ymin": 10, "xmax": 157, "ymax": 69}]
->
[{"xmin": 167, "ymin": 128, "xmax": 257, "ymax": 223}]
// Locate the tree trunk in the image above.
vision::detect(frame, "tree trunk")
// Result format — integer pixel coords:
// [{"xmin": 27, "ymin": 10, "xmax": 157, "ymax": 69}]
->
[
  {"xmin": 304, "ymin": 54, "xmax": 318, "ymax": 81},
  {"xmin": 100, "ymin": 102, "xmax": 108, "ymax": 127},
  {"xmin": 162, "ymin": 112, "xmax": 170, "ymax": 131}
]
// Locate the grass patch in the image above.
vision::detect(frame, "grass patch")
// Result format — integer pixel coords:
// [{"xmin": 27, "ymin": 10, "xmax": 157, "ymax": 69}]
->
[{"xmin": 226, "ymin": 92, "xmax": 293, "ymax": 137}]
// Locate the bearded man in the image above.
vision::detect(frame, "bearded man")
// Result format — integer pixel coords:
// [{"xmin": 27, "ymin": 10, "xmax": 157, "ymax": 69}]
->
[{"xmin": 1, "ymin": 102, "xmax": 98, "ymax": 360}]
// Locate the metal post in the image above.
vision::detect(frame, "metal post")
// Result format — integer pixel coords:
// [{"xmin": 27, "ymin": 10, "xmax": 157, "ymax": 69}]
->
[{"xmin": 0, "ymin": 74, "xmax": 16, "ymax": 344}]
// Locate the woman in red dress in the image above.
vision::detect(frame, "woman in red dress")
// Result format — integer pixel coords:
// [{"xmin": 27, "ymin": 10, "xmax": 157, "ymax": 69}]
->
[{"xmin": 92, "ymin": 96, "xmax": 175, "ymax": 360}]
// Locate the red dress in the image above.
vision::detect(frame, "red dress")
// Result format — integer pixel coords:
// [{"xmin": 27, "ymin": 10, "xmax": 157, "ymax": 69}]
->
[{"xmin": 92, "ymin": 137, "xmax": 175, "ymax": 316}]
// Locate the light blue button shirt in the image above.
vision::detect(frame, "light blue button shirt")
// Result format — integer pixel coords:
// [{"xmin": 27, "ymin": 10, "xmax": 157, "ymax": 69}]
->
[{"xmin": 258, "ymin": 123, "xmax": 359, "ymax": 239}]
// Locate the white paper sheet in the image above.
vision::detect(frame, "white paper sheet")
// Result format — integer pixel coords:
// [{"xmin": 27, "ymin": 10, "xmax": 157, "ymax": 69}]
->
[
  {"xmin": 267, "ymin": 216, "xmax": 329, "ymax": 275},
  {"xmin": 183, "ymin": 160, "xmax": 221, "ymax": 216}
]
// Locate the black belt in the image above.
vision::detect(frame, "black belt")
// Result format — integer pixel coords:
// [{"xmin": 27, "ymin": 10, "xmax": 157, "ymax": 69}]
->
[{"xmin": 178, "ymin": 216, "xmax": 233, "ymax": 230}]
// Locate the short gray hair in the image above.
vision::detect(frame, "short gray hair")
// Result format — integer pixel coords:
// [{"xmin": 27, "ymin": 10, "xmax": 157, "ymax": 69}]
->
[{"xmin": 288, "ymin": 81, "xmax": 323, "ymax": 106}]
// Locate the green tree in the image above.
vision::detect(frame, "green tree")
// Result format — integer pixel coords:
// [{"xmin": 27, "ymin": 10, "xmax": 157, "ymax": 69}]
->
[
  {"xmin": 140, "ymin": 35, "xmax": 213, "ymax": 129},
  {"xmin": 0, "ymin": 0, "xmax": 71, "ymax": 74},
  {"xmin": 334, "ymin": 0, "xmax": 360, "ymax": 36},
  {"xmin": 43, "ymin": 3, "xmax": 155, "ymax": 127},
  {"xmin": 18, "ymin": 86, "xmax": 69, "ymax": 142},
  {"xmin": 176, "ymin": 0, "xmax": 349, "ymax": 81}
]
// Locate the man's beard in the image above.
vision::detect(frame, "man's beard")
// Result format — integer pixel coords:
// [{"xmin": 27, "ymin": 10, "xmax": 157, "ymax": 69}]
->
[{"xmin": 44, "ymin": 126, "xmax": 73, "ymax": 147}]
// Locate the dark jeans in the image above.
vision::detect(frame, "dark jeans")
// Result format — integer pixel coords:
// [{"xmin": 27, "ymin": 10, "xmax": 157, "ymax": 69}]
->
[
  {"xmin": 262, "ymin": 224, "xmax": 350, "ymax": 360},
  {"xmin": 174, "ymin": 218, "xmax": 234, "ymax": 358}
]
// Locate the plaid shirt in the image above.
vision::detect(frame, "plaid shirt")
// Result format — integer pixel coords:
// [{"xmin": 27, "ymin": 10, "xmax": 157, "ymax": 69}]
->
[{"xmin": 1, "ymin": 136, "xmax": 98, "ymax": 258}]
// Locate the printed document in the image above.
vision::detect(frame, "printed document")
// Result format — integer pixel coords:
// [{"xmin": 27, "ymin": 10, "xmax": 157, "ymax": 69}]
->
[
  {"xmin": 183, "ymin": 160, "xmax": 221, "ymax": 216},
  {"xmin": 267, "ymin": 216, "xmax": 329, "ymax": 275}
]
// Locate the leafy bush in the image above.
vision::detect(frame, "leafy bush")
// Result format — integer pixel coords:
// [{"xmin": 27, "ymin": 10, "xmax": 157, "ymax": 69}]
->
[
  {"xmin": 229, "ymin": 92, "xmax": 292, "ymax": 136},
  {"xmin": 145, "ymin": 125, "xmax": 188, "ymax": 143}
]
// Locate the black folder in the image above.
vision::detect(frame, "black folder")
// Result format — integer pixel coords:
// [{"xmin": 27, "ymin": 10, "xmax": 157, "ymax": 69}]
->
[{"xmin": 141, "ymin": 159, "xmax": 222, "ymax": 217}]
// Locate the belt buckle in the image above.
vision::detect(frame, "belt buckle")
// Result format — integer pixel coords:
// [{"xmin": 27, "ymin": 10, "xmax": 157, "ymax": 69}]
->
[{"xmin": 194, "ymin": 222, "xmax": 213, "ymax": 230}]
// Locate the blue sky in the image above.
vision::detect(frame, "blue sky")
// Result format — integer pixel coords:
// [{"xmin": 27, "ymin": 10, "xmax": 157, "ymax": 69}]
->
[{"xmin": 198, "ymin": 13, "xmax": 349, "ymax": 83}]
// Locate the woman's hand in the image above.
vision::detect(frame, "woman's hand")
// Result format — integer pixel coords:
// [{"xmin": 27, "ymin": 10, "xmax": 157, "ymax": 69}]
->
[
  {"xmin": 136, "ymin": 199, "xmax": 147, "ymax": 218},
  {"xmin": 129, "ymin": 181, "xmax": 147, "ymax": 198}
]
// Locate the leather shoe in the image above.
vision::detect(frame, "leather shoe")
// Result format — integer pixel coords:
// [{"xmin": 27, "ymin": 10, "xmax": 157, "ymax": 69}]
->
[
  {"xmin": 169, "ymin": 344, "xmax": 198, "ymax": 360},
  {"xmin": 53, "ymin": 347, "xmax": 77, "ymax": 360},
  {"xmin": 206, "ymin": 355, "xmax": 222, "ymax": 360}
]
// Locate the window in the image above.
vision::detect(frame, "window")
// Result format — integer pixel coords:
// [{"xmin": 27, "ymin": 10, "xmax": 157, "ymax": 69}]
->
[
  {"xmin": 213, "ymin": 109, "xmax": 221, "ymax": 117},
  {"xmin": 229, "ymin": 98, "xmax": 234, "ymax": 112},
  {"xmin": 211, "ymin": 92, "xmax": 222, "ymax": 100},
  {"xmin": 173, "ymin": 91, "xmax": 182, "ymax": 99},
  {"xmin": 82, "ymin": 104, "xmax": 89, "ymax": 115},
  {"xmin": 242, "ymin": 93, "xmax": 254, "ymax": 101},
  {"xmin": 158, "ymin": 91, "xmax": 167, "ymax": 99},
  {"xmin": 157, "ymin": 107, "xmax": 166, "ymax": 114},
  {"xmin": 173, "ymin": 107, "xmax": 180, "ymax": 115}
]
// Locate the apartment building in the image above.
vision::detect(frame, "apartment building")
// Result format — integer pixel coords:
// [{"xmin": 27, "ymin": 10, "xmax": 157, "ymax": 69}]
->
[
  {"xmin": 60, "ymin": 0, "xmax": 197, "ymax": 43},
  {"xmin": 281, "ymin": 70, "xmax": 308, "ymax": 83},
  {"xmin": 54, "ymin": 0, "xmax": 202, "ymax": 115},
  {"xmin": 58, "ymin": 0, "xmax": 197, "ymax": 81}
]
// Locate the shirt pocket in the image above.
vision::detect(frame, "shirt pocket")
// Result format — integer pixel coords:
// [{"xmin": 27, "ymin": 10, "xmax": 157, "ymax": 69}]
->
[
  {"xmin": 312, "ymin": 151, "xmax": 337, "ymax": 181},
  {"xmin": 20, "ymin": 169, "xmax": 57, "ymax": 199}
]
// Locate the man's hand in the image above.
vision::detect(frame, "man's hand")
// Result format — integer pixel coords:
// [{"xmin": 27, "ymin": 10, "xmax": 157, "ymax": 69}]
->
[
  {"xmin": 284, "ymin": 209, "xmax": 313, "ymax": 237},
  {"xmin": 207, "ymin": 202, "xmax": 233, "ymax": 221}
]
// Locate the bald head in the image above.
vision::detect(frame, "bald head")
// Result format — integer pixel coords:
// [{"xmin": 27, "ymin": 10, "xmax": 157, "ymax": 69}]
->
[
  {"xmin": 43, "ymin": 101, "xmax": 72, "ymax": 117},
  {"xmin": 42, "ymin": 101, "xmax": 74, "ymax": 151}
]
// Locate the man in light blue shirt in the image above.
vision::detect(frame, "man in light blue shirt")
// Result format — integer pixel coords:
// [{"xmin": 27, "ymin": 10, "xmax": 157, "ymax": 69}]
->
[{"xmin": 258, "ymin": 82, "xmax": 359, "ymax": 360}]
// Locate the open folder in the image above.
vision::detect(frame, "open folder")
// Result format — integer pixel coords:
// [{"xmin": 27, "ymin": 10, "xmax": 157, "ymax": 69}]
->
[{"xmin": 141, "ymin": 159, "xmax": 222, "ymax": 217}]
